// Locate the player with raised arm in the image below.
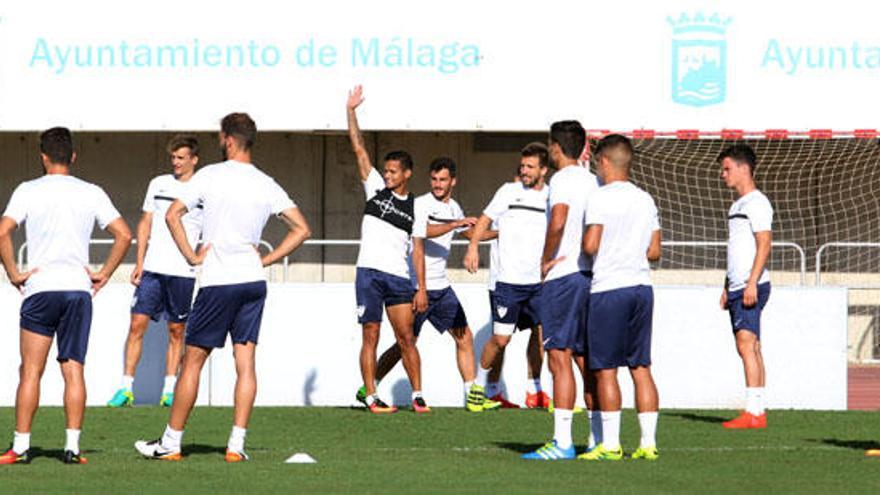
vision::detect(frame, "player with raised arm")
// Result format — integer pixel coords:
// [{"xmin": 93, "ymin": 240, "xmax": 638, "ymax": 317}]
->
[
  {"xmin": 717, "ymin": 144, "xmax": 773, "ymax": 430},
  {"xmin": 579, "ymin": 134, "xmax": 661, "ymax": 462},
  {"xmin": 108, "ymin": 135, "xmax": 202, "ymax": 408},
  {"xmin": 134, "ymin": 113, "xmax": 311, "ymax": 462},
  {"xmin": 0, "ymin": 127, "xmax": 132, "ymax": 465},
  {"xmin": 522, "ymin": 121, "xmax": 598, "ymax": 460},
  {"xmin": 464, "ymin": 142, "xmax": 549, "ymax": 412},
  {"xmin": 347, "ymin": 86, "xmax": 429, "ymax": 414},
  {"xmin": 356, "ymin": 157, "xmax": 500, "ymax": 411}
]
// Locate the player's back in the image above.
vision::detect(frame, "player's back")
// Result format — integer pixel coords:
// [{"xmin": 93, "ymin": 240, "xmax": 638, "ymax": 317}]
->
[
  {"xmin": 589, "ymin": 181, "xmax": 659, "ymax": 293},
  {"xmin": 5, "ymin": 174, "xmax": 119, "ymax": 296},
  {"xmin": 183, "ymin": 160, "xmax": 293, "ymax": 287}
]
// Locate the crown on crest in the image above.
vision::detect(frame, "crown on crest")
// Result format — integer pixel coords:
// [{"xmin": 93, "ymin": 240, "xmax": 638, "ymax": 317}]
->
[{"xmin": 667, "ymin": 12, "xmax": 732, "ymax": 35}]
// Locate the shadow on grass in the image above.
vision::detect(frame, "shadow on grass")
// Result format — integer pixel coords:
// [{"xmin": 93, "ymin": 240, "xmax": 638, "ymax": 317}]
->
[
  {"xmin": 182, "ymin": 444, "xmax": 227, "ymax": 457},
  {"xmin": 808, "ymin": 438, "xmax": 880, "ymax": 451},
  {"xmin": 493, "ymin": 441, "xmax": 546, "ymax": 454},
  {"xmin": 27, "ymin": 446, "xmax": 99, "ymax": 462},
  {"xmin": 665, "ymin": 412, "xmax": 726, "ymax": 424}
]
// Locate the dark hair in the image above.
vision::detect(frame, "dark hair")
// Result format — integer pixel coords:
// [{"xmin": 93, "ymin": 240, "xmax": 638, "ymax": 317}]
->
[
  {"xmin": 594, "ymin": 134, "xmax": 634, "ymax": 169},
  {"xmin": 550, "ymin": 120, "xmax": 587, "ymax": 159},
  {"xmin": 39, "ymin": 127, "xmax": 74, "ymax": 165},
  {"xmin": 429, "ymin": 157, "xmax": 457, "ymax": 178},
  {"xmin": 384, "ymin": 150, "xmax": 413, "ymax": 171},
  {"xmin": 717, "ymin": 144, "xmax": 757, "ymax": 174},
  {"xmin": 166, "ymin": 134, "xmax": 200, "ymax": 157},
  {"xmin": 220, "ymin": 113, "xmax": 257, "ymax": 149},
  {"xmin": 521, "ymin": 141, "xmax": 549, "ymax": 168}
]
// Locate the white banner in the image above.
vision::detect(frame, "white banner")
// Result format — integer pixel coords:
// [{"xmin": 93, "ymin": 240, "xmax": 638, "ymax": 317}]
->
[
  {"xmin": 0, "ymin": 283, "xmax": 847, "ymax": 410},
  {"xmin": 0, "ymin": 1, "xmax": 877, "ymax": 131}
]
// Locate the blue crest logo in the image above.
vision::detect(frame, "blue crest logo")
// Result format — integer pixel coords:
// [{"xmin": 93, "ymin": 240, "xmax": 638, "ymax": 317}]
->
[{"xmin": 668, "ymin": 12, "xmax": 732, "ymax": 107}]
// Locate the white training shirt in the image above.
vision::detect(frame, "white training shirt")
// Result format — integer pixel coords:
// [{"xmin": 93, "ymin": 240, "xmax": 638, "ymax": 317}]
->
[
  {"xmin": 545, "ymin": 164, "xmax": 600, "ymax": 281},
  {"xmin": 586, "ymin": 181, "xmax": 660, "ymax": 294},
  {"xmin": 141, "ymin": 174, "xmax": 202, "ymax": 278},
  {"xmin": 178, "ymin": 160, "xmax": 295, "ymax": 288},
  {"xmin": 412, "ymin": 193, "xmax": 464, "ymax": 291},
  {"xmin": 483, "ymin": 182, "xmax": 549, "ymax": 285},
  {"xmin": 3, "ymin": 175, "xmax": 121, "ymax": 298},
  {"xmin": 726, "ymin": 189, "xmax": 773, "ymax": 291},
  {"xmin": 356, "ymin": 168, "xmax": 425, "ymax": 279}
]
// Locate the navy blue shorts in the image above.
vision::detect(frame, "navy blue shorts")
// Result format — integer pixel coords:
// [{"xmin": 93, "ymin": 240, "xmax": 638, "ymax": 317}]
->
[
  {"xmin": 587, "ymin": 285, "xmax": 654, "ymax": 370},
  {"xmin": 20, "ymin": 291, "xmax": 93, "ymax": 364},
  {"xmin": 185, "ymin": 281, "xmax": 267, "ymax": 349},
  {"xmin": 355, "ymin": 267, "xmax": 415, "ymax": 324},
  {"xmin": 539, "ymin": 271, "xmax": 591, "ymax": 354},
  {"xmin": 131, "ymin": 271, "xmax": 196, "ymax": 323},
  {"xmin": 488, "ymin": 290, "xmax": 540, "ymax": 331},
  {"xmin": 414, "ymin": 287, "xmax": 468, "ymax": 336},
  {"xmin": 491, "ymin": 282, "xmax": 542, "ymax": 335},
  {"xmin": 727, "ymin": 282, "xmax": 771, "ymax": 339}
]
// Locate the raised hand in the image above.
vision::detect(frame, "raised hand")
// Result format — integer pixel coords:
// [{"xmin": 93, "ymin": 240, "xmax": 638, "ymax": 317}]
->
[{"xmin": 347, "ymin": 85, "xmax": 365, "ymax": 111}]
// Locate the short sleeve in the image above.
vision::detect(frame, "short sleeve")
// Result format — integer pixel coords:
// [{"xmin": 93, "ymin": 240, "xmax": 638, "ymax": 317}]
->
[
  {"xmin": 3, "ymin": 183, "xmax": 29, "ymax": 224},
  {"xmin": 93, "ymin": 186, "xmax": 122, "ymax": 230},
  {"xmin": 267, "ymin": 179, "xmax": 296, "ymax": 215},
  {"xmin": 483, "ymin": 184, "xmax": 510, "ymax": 221},
  {"xmin": 412, "ymin": 197, "xmax": 428, "ymax": 239},
  {"xmin": 179, "ymin": 169, "xmax": 206, "ymax": 211},
  {"xmin": 747, "ymin": 196, "xmax": 773, "ymax": 233},
  {"xmin": 585, "ymin": 191, "xmax": 609, "ymax": 226},
  {"xmin": 549, "ymin": 176, "xmax": 576, "ymax": 207},
  {"xmin": 363, "ymin": 168, "xmax": 385, "ymax": 200},
  {"xmin": 141, "ymin": 179, "xmax": 157, "ymax": 213}
]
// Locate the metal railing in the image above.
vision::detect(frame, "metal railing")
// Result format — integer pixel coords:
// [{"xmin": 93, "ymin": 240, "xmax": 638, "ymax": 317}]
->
[
  {"xmin": 15, "ymin": 238, "xmax": 810, "ymax": 285},
  {"xmin": 815, "ymin": 242, "xmax": 880, "ymax": 287}
]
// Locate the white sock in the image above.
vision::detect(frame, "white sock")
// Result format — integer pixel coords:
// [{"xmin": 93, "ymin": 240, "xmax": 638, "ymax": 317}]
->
[
  {"xmin": 526, "ymin": 378, "xmax": 541, "ymax": 394},
  {"xmin": 486, "ymin": 381, "xmax": 500, "ymax": 398},
  {"xmin": 122, "ymin": 375, "xmax": 134, "ymax": 391},
  {"xmin": 553, "ymin": 409, "xmax": 574, "ymax": 450},
  {"xmin": 475, "ymin": 367, "xmax": 491, "ymax": 388},
  {"xmin": 163, "ymin": 375, "xmax": 177, "ymax": 395},
  {"xmin": 411, "ymin": 390, "xmax": 423, "ymax": 401},
  {"xmin": 65, "ymin": 429, "xmax": 81, "ymax": 455},
  {"xmin": 601, "ymin": 411, "xmax": 622, "ymax": 451},
  {"xmin": 746, "ymin": 387, "xmax": 764, "ymax": 415},
  {"xmin": 587, "ymin": 410, "xmax": 603, "ymax": 449},
  {"xmin": 638, "ymin": 412, "xmax": 659, "ymax": 448},
  {"xmin": 227, "ymin": 425, "xmax": 247, "ymax": 453},
  {"xmin": 161, "ymin": 425, "xmax": 183, "ymax": 451},
  {"xmin": 365, "ymin": 394, "xmax": 377, "ymax": 406},
  {"xmin": 463, "ymin": 381, "xmax": 474, "ymax": 396},
  {"xmin": 12, "ymin": 431, "xmax": 30, "ymax": 454}
]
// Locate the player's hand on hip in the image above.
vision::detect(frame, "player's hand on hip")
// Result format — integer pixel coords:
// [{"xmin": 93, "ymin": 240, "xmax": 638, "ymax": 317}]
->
[
  {"xmin": 464, "ymin": 247, "xmax": 479, "ymax": 274},
  {"xmin": 412, "ymin": 289, "xmax": 428, "ymax": 313},
  {"xmin": 189, "ymin": 243, "xmax": 211, "ymax": 266},
  {"xmin": 719, "ymin": 289, "xmax": 728, "ymax": 310},
  {"xmin": 130, "ymin": 265, "xmax": 143, "ymax": 286},
  {"xmin": 10, "ymin": 267, "xmax": 37, "ymax": 293},
  {"xmin": 743, "ymin": 282, "xmax": 758, "ymax": 308},
  {"xmin": 86, "ymin": 267, "xmax": 109, "ymax": 296},
  {"xmin": 541, "ymin": 256, "xmax": 566, "ymax": 282}
]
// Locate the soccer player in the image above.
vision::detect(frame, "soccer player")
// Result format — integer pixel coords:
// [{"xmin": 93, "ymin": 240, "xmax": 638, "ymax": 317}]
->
[
  {"xmin": 464, "ymin": 142, "xmax": 549, "ymax": 411},
  {"xmin": 579, "ymin": 134, "xmax": 661, "ymax": 461},
  {"xmin": 0, "ymin": 127, "xmax": 132, "ymax": 465},
  {"xmin": 356, "ymin": 157, "xmax": 500, "ymax": 411},
  {"xmin": 108, "ymin": 135, "xmax": 202, "ymax": 408},
  {"xmin": 718, "ymin": 144, "xmax": 773, "ymax": 429},
  {"xmin": 134, "ymin": 113, "xmax": 311, "ymax": 462},
  {"xmin": 523, "ymin": 121, "xmax": 598, "ymax": 460},
  {"xmin": 347, "ymin": 85, "xmax": 429, "ymax": 414}
]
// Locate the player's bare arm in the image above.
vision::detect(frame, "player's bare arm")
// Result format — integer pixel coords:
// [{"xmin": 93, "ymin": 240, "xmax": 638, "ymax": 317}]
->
[
  {"xmin": 426, "ymin": 217, "xmax": 477, "ymax": 239},
  {"xmin": 0, "ymin": 216, "xmax": 37, "ymax": 291},
  {"xmin": 744, "ymin": 230, "xmax": 772, "ymax": 307},
  {"xmin": 166, "ymin": 199, "xmax": 207, "ymax": 266},
  {"xmin": 646, "ymin": 229, "xmax": 662, "ymax": 262},
  {"xmin": 130, "ymin": 211, "xmax": 152, "ymax": 286},
  {"xmin": 583, "ymin": 224, "xmax": 603, "ymax": 257},
  {"xmin": 346, "ymin": 85, "xmax": 373, "ymax": 182},
  {"xmin": 464, "ymin": 215, "xmax": 492, "ymax": 273},
  {"xmin": 541, "ymin": 203, "xmax": 569, "ymax": 279},
  {"xmin": 411, "ymin": 236, "xmax": 428, "ymax": 313},
  {"xmin": 88, "ymin": 217, "xmax": 132, "ymax": 295},
  {"xmin": 261, "ymin": 207, "xmax": 312, "ymax": 267}
]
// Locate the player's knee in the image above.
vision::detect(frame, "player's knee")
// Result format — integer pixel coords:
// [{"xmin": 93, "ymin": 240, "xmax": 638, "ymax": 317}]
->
[
  {"xmin": 167, "ymin": 325, "xmax": 185, "ymax": 342},
  {"xmin": 396, "ymin": 331, "xmax": 416, "ymax": 350}
]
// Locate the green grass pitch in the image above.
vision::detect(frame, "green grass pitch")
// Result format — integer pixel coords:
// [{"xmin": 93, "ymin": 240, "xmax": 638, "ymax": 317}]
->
[{"xmin": 1, "ymin": 407, "xmax": 879, "ymax": 493}]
